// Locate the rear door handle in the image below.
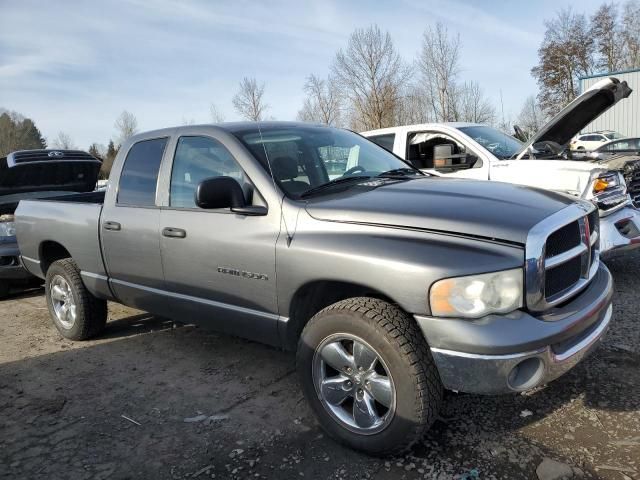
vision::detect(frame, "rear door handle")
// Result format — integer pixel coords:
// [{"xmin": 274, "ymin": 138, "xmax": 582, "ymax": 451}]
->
[
  {"xmin": 103, "ymin": 221, "xmax": 121, "ymax": 231},
  {"xmin": 162, "ymin": 227, "xmax": 187, "ymax": 239}
]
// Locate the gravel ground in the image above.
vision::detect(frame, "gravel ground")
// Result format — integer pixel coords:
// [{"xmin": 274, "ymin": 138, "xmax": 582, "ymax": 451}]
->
[{"xmin": 0, "ymin": 253, "xmax": 638, "ymax": 480}]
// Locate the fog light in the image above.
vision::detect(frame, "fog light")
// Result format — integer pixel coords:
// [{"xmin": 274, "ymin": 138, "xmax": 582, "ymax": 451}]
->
[{"xmin": 507, "ymin": 357, "xmax": 545, "ymax": 391}]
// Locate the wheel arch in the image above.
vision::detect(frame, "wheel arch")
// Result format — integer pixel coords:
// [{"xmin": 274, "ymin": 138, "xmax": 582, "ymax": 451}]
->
[
  {"xmin": 282, "ymin": 280, "xmax": 399, "ymax": 351},
  {"xmin": 39, "ymin": 241, "xmax": 72, "ymax": 275}
]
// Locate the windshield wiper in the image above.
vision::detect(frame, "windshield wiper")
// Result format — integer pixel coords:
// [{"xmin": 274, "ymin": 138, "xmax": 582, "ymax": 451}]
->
[
  {"xmin": 300, "ymin": 176, "xmax": 371, "ymax": 199},
  {"xmin": 377, "ymin": 167, "xmax": 423, "ymax": 178}
]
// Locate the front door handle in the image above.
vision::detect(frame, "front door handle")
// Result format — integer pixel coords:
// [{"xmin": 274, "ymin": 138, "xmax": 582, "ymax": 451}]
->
[
  {"xmin": 162, "ymin": 227, "xmax": 187, "ymax": 239},
  {"xmin": 103, "ymin": 221, "xmax": 121, "ymax": 231}
]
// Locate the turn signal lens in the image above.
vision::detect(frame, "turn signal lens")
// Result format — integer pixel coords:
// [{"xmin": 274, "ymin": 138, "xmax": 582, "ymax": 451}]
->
[{"xmin": 593, "ymin": 178, "xmax": 609, "ymax": 192}]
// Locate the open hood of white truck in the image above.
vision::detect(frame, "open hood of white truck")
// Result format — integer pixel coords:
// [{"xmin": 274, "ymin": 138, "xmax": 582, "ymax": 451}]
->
[{"xmin": 516, "ymin": 77, "xmax": 632, "ymax": 159}]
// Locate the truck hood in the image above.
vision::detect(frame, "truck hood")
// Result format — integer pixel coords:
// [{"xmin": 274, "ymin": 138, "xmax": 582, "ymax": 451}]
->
[
  {"xmin": 305, "ymin": 177, "xmax": 578, "ymax": 245},
  {"xmin": 0, "ymin": 149, "xmax": 101, "ymax": 199},
  {"xmin": 517, "ymin": 77, "xmax": 632, "ymax": 158}
]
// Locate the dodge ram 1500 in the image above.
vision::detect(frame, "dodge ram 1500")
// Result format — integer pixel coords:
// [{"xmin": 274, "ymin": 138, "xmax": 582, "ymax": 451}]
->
[{"xmin": 16, "ymin": 122, "xmax": 613, "ymax": 454}]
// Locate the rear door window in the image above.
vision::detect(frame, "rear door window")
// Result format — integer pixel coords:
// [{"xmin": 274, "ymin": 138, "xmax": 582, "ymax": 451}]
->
[
  {"xmin": 117, "ymin": 137, "xmax": 168, "ymax": 206},
  {"xmin": 368, "ymin": 133, "xmax": 395, "ymax": 152}
]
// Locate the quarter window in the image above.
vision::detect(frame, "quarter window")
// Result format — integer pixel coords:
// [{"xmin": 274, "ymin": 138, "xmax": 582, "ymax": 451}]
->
[
  {"xmin": 117, "ymin": 137, "xmax": 168, "ymax": 206},
  {"xmin": 170, "ymin": 136, "xmax": 247, "ymax": 208}
]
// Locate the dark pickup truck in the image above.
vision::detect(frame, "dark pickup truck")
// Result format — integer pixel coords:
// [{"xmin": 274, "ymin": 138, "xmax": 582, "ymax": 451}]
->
[
  {"xmin": 0, "ymin": 149, "xmax": 102, "ymax": 297},
  {"xmin": 16, "ymin": 122, "xmax": 613, "ymax": 454}
]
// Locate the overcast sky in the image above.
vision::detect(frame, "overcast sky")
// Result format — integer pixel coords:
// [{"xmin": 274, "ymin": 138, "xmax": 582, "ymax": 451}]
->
[{"xmin": 0, "ymin": 0, "xmax": 605, "ymax": 148}]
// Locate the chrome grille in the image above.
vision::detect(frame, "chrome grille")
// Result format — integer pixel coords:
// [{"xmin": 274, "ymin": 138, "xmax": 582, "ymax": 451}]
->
[
  {"xmin": 525, "ymin": 203, "xmax": 600, "ymax": 313},
  {"xmin": 626, "ymin": 169, "xmax": 640, "ymax": 208}
]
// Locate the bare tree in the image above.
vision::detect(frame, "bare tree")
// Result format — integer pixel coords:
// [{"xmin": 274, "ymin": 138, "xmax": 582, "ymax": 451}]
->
[
  {"xmin": 456, "ymin": 82, "xmax": 495, "ymax": 124},
  {"xmin": 591, "ymin": 3, "xmax": 624, "ymax": 72},
  {"xmin": 516, "ymin": 95, "xmax": 547, "ymax": 139},
  {"xmin": 232, "ymin": 77, "xmax": 269, "ymax": 121},
  {"xmin": 332, "ymin": 25, "xmax": 410, "ymax": 131},
  {"xmin": 296, "ymin": 74, "xmax": 342, "ymax": 126},
  {"xmin": 114, "ymin": 110, "xmax": 138, "ymax": 147},
  {"xmin": 209, "ymin": 103, "xmax": 226, "ymax": 123},
  {"xmin": 532, "ymin": 8, "xmax": 595, "ymax": 115},
  {"xmin": 622, "ymin": 0, "xmax": 640, "ymax": 67},
  {"xmin": 418, "ymin": 23, "xmax": 461, "ymax": 122},
  {"xmin": 395, "ymin": 84, "xmax": 432, "ymax": 125},
  {"xmin": 51, "ymin": 132, "xmax": 75, "ymax": 149}
]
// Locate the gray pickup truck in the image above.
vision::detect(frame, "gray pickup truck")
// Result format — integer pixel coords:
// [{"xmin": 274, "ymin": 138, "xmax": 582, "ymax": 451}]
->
[{"xmin": 16, "ymin": 122, "xmax": 613, "ymax": 454}]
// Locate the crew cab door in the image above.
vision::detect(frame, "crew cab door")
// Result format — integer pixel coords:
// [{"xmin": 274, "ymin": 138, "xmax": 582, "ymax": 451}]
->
[
  {"xmin": 158, "ymin": 134, "xmax": 280, "ymax": 344},
  {"xmin": 100, "ymin": 137, "xmax": 169, "ymax": 313}
]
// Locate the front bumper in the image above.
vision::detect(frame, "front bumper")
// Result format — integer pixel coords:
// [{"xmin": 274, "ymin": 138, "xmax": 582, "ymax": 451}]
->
[
  {"xmin": 0, "ymin": 240, "xmax": 33, "ymax": 281},
  {"xmin": 415, "ymin": 264, "xmax": 613, "ymax": 394},
  {"xmin": 599, "ymin": 204, "xmax": 640, "ymax": 256}
]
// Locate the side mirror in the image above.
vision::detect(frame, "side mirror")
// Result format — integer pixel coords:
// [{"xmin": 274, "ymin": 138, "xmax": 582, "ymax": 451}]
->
[
  {"xmin": 195, "ymin": 177, "xmax": 267, "ymax": 216},
  {"xmin": 433, "ymin": 145, "xmax": 453, "ymax": 168}
]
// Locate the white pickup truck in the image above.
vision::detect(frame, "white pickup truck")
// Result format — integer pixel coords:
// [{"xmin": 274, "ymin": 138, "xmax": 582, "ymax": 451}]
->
[{"xmin": 362, "ymin": 77, "xmax": 640, "ymax": 256}]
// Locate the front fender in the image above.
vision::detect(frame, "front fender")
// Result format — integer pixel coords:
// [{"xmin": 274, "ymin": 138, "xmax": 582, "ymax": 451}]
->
[{"xmin": 276, "ymin": 214, "xmax": 525, "ymax": 318}]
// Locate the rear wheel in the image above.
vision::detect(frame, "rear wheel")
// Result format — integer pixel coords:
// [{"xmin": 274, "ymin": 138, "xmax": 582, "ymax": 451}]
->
[
  {"xmin": 297, "ymin": 297, "xmax": 442, "ymax": 455},
  {"xmin": 45, "ymin": 259, "xmax": 107, "ymax": 340}
]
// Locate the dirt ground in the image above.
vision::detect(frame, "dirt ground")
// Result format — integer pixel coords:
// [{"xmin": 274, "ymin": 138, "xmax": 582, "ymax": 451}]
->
[{"xmin": 0, "ymin": 253, "xmax": 639, "ymax": 480}]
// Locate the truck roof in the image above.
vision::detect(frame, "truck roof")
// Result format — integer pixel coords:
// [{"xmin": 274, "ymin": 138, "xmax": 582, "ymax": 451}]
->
[
  {"xmin": 127, "ymin": 121, "xmax": 330, "ymax": 143},
  {"xmin": 362, "ymin": 123, "xmax": 484, "ymax": 136}
]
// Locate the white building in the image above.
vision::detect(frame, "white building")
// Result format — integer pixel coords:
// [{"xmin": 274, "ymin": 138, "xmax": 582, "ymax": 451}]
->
[{"xmin": 580, "ymin": 68, "xmax": 640, "ymax": 137}]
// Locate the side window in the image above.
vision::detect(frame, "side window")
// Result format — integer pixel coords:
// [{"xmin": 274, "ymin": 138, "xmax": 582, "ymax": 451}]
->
[
  {"xmin": 117, "ymin": 137, "xmax": 168, "ymax": 206},
  {"xmin": 170, "ymin": 136, "xmax": 247, "ymax": 208},
  {"xmin": 368, "ymin": 134, "xmax": 395, "ymax": 152},
  {"xmin": 406, "ymin": 131, "xmax": 480, "ymax": 171}
]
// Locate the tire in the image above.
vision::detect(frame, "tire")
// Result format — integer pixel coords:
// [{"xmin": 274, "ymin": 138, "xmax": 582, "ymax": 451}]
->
[
  {"xmin": 0, "ymin": 281, "xmax": 9, "ymax": 299},
  {"xmin": 297, "ymin": 297, "xmax": 442, "ymax": 455},
  {"xmin": 45, "ymin": 258, "xmax": 107, "ymax": 340}
]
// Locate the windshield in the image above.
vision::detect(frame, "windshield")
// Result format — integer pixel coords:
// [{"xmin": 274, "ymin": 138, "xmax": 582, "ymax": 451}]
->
[
  {"xmin": 234, "ymin": 125, "xmax": 418, "ymax": 198},
  {"xmin": 457, "ymin": 125, "xmax": 523, "ymax": 160},
  {"xmin": 604, "ymin": 132, "xmax": 625, "ymax": 140}
]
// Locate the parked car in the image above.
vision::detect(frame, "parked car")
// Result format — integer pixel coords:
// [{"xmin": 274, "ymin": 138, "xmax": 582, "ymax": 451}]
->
[
  {"xmin": 587, "ymin": 137, "xmax": 640, "ymax": 157},
  {"xmin": 570, "ymin": 130, "xmax": 626, "ymax": 151},
  {"xmin": 362, "ymin": 77, "xmax": 640, "ymax": 257},
  {"xmin": 0, "ymin": 149, "xmax": 102, "ymax": 298},
  {"xmin": 16, "ymin": 122, "xmax": 613, "ymax": 454}
]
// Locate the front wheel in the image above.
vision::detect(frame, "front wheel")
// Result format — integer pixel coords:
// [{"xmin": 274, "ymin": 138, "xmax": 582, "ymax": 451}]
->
[
  {"xmin": 45, "ymin": 259, "xmax": 107, "ymax": 340},
  {"xmin": 297, "ymin": 297, "xmax": 442, "ymax": 455}
]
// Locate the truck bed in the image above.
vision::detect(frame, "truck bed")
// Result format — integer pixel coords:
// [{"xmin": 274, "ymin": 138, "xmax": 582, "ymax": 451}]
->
[{"xmin": 16, "ymin": 195, "xmax": 108, "ymax": 287}]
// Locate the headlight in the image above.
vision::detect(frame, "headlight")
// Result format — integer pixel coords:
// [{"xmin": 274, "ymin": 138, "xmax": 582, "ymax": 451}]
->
[
  {"xmin": 0, "ymin": 215, "xmax": 16, "ymax": 238},
  {"xmin": 593, "ymin": 172, "xmax": 624, "ymax": 193},
  {"xmin": 429, "ymin": 268, "xmax": 523, "ymax": 318}
]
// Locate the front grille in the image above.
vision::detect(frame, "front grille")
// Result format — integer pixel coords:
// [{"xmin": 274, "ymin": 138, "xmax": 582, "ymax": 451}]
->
[
  {"xmin": 545, "ymin": 256, "xmax": 582, "ymax": 298},
  {"xmin": 546, "ymin": 221, "xmax": 580, "ymax": 258},
  {"xmin": 626, "ymin": 170, "xmax": 640, "ymax": 207},
  {"xmin": 8, "ymin": 150, "xmax": 101, "ymax": 165},
  {"xmin": 526, "ymin": 204, "xmax": 600, "ymax": 313}
]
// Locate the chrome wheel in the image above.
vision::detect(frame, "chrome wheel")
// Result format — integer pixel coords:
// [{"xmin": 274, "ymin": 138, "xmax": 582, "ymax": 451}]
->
[
  {"xmin": 50, "ymin": 275, "xmax": 77, "ymax": 329},
  {"xmin": 312, "ymin": 334, "xmax": 396, "ymax": 435}
]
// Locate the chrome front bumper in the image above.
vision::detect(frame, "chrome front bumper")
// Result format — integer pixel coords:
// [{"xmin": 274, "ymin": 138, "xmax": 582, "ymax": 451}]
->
[
  {"xmin": 429, "ymin": 305, "xmax": 611, "ymax": 394},
  {"xmin": 415, "ymin": 264, "xmax": 613, "ymax": 395},
  {"xmin": 599, "ymin": 204, "xmax": 640, "ymax": 256}
]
